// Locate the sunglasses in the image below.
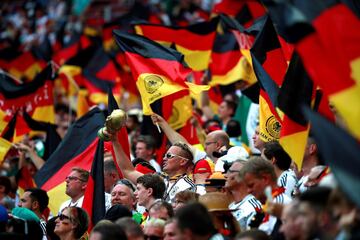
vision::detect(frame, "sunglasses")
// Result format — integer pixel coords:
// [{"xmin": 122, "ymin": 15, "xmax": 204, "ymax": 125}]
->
[
  {"xmin": 144, "ymin": 235, "xmax": 163, "ymax": 240},
  {"xmin": 58, "ymin": 214, "xmax": 71, "ymax": 221},
  {"xmin": 164, "ymin": 153, "xmax": 189, "ymax": 161}
]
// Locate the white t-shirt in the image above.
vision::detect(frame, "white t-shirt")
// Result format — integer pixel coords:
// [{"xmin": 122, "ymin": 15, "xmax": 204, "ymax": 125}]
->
[{"xmin": 164, "ymin": 175, "xmax": 196, "ymax": 203}]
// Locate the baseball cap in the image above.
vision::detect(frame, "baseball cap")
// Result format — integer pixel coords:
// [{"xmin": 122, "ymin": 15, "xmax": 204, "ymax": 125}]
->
[{"xmin": 193, "ymin": 159, "xmax": 212, "ymax": 175}]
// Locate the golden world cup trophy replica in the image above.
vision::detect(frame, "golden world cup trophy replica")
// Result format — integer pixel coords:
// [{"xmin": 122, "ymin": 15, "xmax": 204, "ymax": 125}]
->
[{"xmin": 97, "ymin": 109, "xmax": 127, "ymax": 141}]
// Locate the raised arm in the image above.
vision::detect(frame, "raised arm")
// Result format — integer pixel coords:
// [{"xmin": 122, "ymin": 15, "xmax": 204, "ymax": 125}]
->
[
  {"xmin": 14, "ymin": 142, "xmax": 45, "ymax": 170},
  {"xmin": 107, "ymin": 130, "xmax": 143, "ymax": 184}
]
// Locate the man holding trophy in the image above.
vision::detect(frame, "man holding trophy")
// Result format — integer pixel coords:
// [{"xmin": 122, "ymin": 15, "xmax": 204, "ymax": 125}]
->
[{"xmin": 99, "ymin": 109, "xmax": 196, "ymax": 205}]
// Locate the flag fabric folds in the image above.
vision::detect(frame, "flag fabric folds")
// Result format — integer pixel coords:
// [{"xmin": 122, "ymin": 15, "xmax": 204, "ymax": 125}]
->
[
  {"xmin": 82, "ymin": 139, "xmax": 105, "ymax": 230},
  {"xmin": 278, "ymin": 53, "xmax": 313, "ymax": 169},
  {"xmin": 133, "ymin": 18, "xmax": 218, "ymax": 71},
  {"xmin": 113, "ymin": 31, "xmax": 209, "ymax": 115},
  {"xmin": 0, "ymin": 64, "xmax": 56, "ymax": 124},
  {"xmin": 262, "ymin": 0, "xmax": 360, "ymax": 139},
  {"xmin": 34, "ymin": 108, "xmax": 105, "ymax": 214}
]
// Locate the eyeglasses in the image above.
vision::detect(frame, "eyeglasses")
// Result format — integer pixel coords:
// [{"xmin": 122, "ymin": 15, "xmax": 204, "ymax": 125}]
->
[
  {"xmin": 164, "ymin": 152, "xmax": 189, "ymax": 161},
  {"xmin": 58, "ymin": 214, "xmax": 71, "ymax": 221},
  {"xmin": 204, "ymin": 141, "xmax": 217, "ymax": 146},
  {"xmin": 144, "ymin": 235, "xmax": 163, "ymax": 240},
  {"xmin": 65, "ymin": 176, "xmax": 86, "ymax": 182}
]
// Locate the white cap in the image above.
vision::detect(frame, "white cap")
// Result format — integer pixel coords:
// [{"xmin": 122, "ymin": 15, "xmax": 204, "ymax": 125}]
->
[
  {"xmin": 214, "ymin": 146, "xmax": 249, "ymax": 172},
  {"xmin": 219, "ymin": 146, "xmax": 249, "ymax": 163}
]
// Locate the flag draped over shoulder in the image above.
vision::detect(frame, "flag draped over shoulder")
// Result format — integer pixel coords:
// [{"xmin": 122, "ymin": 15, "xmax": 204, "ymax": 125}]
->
[
  {"xmin": 0, "ymin": 64, "xmax": 55, "ymax": 124},
  {"xmin": 303, "ymin": 106, "xmax": 360, "ymax": 208},
  {"xmin": 34, "ymin": 108, "xmax": 105, "ymax": 214},
  {"xmin": 133, "ymin": 18, "xmax": 218, "ymax": 71},
  {"xmin": 82, "ymin": 139, "xmax": 105, "ymax": 230},
  {"xmin": 262, "ymin": 0, "xmax": 360, "ymax": 139},
  {"xmin": 113, "ymin": 31, "xmax": 209, "ymax": 115}
]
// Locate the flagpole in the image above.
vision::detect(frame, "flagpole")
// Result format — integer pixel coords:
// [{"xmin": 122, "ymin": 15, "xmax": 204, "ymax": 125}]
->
[{"xmin": 0, "ymin": 69, "xmax": 23, "ymax": 84}]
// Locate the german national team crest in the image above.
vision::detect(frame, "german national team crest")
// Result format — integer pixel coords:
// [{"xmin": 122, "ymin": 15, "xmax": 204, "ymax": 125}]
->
[{"xmin": 144, "ymin": 75, "xmax": 164, "ymax": 94}]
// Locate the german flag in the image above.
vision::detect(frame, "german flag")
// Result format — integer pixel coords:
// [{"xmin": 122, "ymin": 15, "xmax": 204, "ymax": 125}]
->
[
  {"xmin": 7, "ymin": 51, "xmax": 46, "ymax": 82},
  {"xmin": 57, "ymin": 45, "xmax": 99, "ymax": 97},
  {"xmin": 209, "ymin": 25, "xmax": 244, "ymax": 86},
  {"xmin": 278, "ymin": 53, "xmax": 313, "ymax": 169},
  {"xmin": 0, "ymin": 64, "xmax": 55, "ymax": 124},
  {"xmin": 302, "ymin": 106, "xmax": 360, "ymax": 208},
  {"xmin": 82, "ymin": 47, "xmax": 121, "ymax": 105},
  {"xmin": 113, "ymin": 32, "xmax": 209, "ymax": 115},
  {"xmin": 82, "ymin": 139, "xmax": 105, "ymax": 230},
  {"xmin": 212, "ymin": 0, "xmax": 266, "ymax": 25},
  {"xmin": 262, "ymin": 0, "xmax": 360, "ymax": 139},
  {"xmin": 250, "ymin": 15, "xmax": 290, "ymax": 142},
  {"xmin": 133, "ymin": 18, "xmax": 219, "ymax": 71},
  {"xmin": 53, "ymin": 33, "xmax": 92, "ymax": 66},
  {"xmin": 34, "ymin": 108, "xmax": 105, "ymax": 214}
]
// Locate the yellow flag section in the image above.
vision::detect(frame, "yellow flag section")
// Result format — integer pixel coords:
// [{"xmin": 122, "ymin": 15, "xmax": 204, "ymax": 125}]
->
[
  {"xmin": 259, "ymin": 92, "xmax": 281, "ymax": 142},
  {"xmin": 0, "ymin": 138, "xmax": 12, "ymax": 162}
]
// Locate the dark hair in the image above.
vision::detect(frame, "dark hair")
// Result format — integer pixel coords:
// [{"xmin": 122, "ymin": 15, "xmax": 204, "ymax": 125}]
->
[
  {"xmin": 65, "ymin": 207, "xmax": 89, "ymax": 239},
  {"xmin": 137, "ymin": 174, "xmax": 166, "ymax": 199},
  {"xmin": 25, "ymin": 188, "xmax": 49, "ymax": 212},
  {"xmin": 175, "ymin": 203, "xmax": 216, "ymax": 237},
  {"xmin": 224, "ymin": 100, "xmax": 237, "ymax": 117},
  {"xmin": 46, "ymin": 216, "xmax": 60, "ymax": 240},
  {"xmin": 104, "ymin": 204, "xmax": 132, "ymax": 222},
  {"xmin": 115, "ymin": 217, "xmax": 144, "ymax": 238},
  {"xmin": 236, "ymin": 229, "xmax": 270, "ymax": 240},
  {"xmin": 173, "ymin": 142, "xmax": 193, "ymax": 162},
  {"xmin": 137, "ymin": 135, "xmax": 156, "ymax": 150},
  {"xmin": 0, "ymin": 176, "xmax": 11, "ymax": 194},
  {"xmin": 7, "ymin": 218, "xmax": 43, "ymax": 240},
  {"xmin": 226, "ymin": 119, "xmax": 241, "ymax": 137},
  {"xmin": 92, "ymin": 221, "xmax": 128, "ymax": 240},
  {"xmin": 263, "ymin": 141, "xmax": 292, "ymax": 170},
  {"xmin": 299, "ymin": 186, "xmax": 332, "ymax": 212},
  {"xmin": 239, "ymin": 156, "xmax": 277, "ymax": 182}
]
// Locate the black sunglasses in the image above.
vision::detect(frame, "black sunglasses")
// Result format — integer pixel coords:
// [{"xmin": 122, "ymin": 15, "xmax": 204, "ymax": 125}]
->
[{"xmin": 58, "ymin": 214, "xmax": 71, "ymax": 221}]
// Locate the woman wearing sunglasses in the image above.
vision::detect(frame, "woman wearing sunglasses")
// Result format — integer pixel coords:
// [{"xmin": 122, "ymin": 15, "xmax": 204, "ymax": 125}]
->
[{"xmin": 54, "ymin": 206, "xmax": 89, "ymax": 240}]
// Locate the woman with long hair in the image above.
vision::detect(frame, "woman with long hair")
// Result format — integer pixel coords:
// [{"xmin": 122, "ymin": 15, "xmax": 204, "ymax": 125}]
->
[{"xmin": 54, "ymin": 207, "xmax": 89, "ymax": 240}]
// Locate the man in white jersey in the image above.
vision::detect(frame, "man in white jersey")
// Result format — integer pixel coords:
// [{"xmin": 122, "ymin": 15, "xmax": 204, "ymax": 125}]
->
[
  {"xmin": 262, "ymin": 141, "xmax": 297, "ymax": 197},
  {"xmin": 240, "ymin": 157, "xmax": 292, "ymax": 238},
  {"xmin": 225, "ymin": 160, "xmax": 262, "ymax": 231}
]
